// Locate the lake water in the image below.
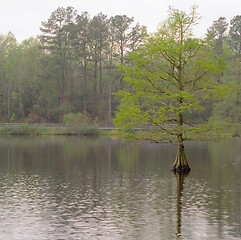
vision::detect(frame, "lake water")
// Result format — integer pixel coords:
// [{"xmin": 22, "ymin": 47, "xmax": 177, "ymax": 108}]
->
[{"xmin": 0, "ymin": 136, "xmax": 240, "ymax": 240}]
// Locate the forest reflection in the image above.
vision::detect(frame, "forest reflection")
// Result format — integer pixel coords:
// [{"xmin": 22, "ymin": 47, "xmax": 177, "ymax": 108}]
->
[{"xmin": 0, "ymin": 137, "xmax": 240, "ymax": 240}]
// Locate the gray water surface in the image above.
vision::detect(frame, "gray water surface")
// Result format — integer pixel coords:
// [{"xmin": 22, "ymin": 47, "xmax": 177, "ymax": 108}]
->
[{"xmin": 0, "ymin": 136, "xmax": 240, "ymax": 239}]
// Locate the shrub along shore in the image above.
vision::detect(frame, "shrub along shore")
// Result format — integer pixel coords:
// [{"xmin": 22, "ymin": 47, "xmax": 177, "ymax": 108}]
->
[{"xmin": 0, "ymin": 124, "xmax": 102, "ymax": 136}]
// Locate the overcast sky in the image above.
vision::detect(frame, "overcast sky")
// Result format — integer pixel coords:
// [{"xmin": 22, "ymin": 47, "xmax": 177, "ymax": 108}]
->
[{"xmin": 0, "ymin": 0, "xmax": 240, "ymax": 42}]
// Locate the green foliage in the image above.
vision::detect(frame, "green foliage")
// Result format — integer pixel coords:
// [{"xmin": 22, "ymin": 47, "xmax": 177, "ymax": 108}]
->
[
  {"xmin": 63, "ymin": 112, "xmax": 92, "ymax": 126},
  {"xmin": 0, "ymin": 124, "xmax": 45, "ymax": 136},
  {"xmin": 10, "ymin": 113, "xmax": 16, "ymax": 122},
  {"xmin": 114, "ymin": 6, "xmax": 228, "ymax": 142},
  {"xmin": 38, "ymin": 7, "xmax": 146, "ymax": 122},
  {"xmin": 62, "ymin": 112, "xmax": 101, "ymax": 135},
  {"xmin": 0, "ymin": 7, "xmax": 240, "ymax": 127},
  {"xmin": 210, "ymin": 14, "xmax": 241, "ymax": 123},
  {"xmin": 61, "ymin": 125, "xmax": 101, "ymax": 136},
  {"xmin": 212, "ymin": 82, "xmax": 241, "ymax": 122},
  {"xmin": 0, "ymin": 7, "xmax": 146, "ymax": 123},
  {"xmin": 228, "ymin": 15, "xmax": 241, "ymax": 55},
  {"xmin": 0, "ymin": 124, "xmax": 101, "ymax": 136}
]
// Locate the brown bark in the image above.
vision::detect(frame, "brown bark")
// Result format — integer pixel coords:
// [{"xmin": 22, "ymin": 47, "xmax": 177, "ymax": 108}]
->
[
  {"xmin": 92, "ymin": 60, "xmax": 98, "ymax": 118},
  {"xmin": 83, "ymin": 55, "xmax": 87, "ymax": 113},
  {"xmin": 172, "ymin": 143, "xmax": 191, "ymax": 172}
]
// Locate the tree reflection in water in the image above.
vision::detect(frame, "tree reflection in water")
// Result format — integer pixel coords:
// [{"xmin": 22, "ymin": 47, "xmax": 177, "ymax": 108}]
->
[{"xmin": 174, "ymin": 171, "xmax": 189, "ymax": 239}]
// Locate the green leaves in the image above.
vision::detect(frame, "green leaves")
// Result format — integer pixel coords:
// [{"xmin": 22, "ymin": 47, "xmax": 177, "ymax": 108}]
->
[{"xmin": 115, "ymin": 6, "xmax": 227, "ymax": 141}]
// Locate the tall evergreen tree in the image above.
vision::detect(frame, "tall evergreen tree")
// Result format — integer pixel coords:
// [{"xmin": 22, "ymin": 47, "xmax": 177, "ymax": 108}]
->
[
  {"xmin": 229, "ymin": 15, "xmax": 241, "ymax": 56},
  {"xmin": 71, "ymin": 12, "xmax": 90, "ymax": 114},
  {"xmin": 40, "ymin": 6, "xmax": 77, "ymax": 122},
  {"xmin": 208, "ymin": 17, "xmax": 228, "ymax": 55}
]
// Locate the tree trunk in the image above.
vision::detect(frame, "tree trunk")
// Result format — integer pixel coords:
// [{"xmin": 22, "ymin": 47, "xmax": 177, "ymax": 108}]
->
[
  {"xmin": 108, "ymin": 77, "xmax": 112, "ymax": 120},
  {"xmin": 172, "ymin": 142, "xmax": 191, "ymax": 172},
  {"xmin": 83, "ymin": 54, "xmax": 87, "ymax": 114},
  {"xmin": 92, "ymin": 60, "xmax": 98, "ymax": 118},
  {"xmin": 172, "ymin": 111, "xmax": 190, "ymax": 172},
  {"xmin": 99, "ymin": 47, "xmax": 103, "ymax": 104},
  {"xmin": 7, "ymin": 84, "xmax": 11, "ymax": 122},
  {"xmin": 171, "ymin": 101, "xmax": 191, "ymax": 172},
  {"xmin": 19, "ymin": 87, "xmax": 25, "ymax": 119},
  {"xmin": 58, "ymin": 69, "xmax": 66, "ymax": 123},
  {"xmin": 172, "ymin": 55, "xmax": 191, "ymax": 172},
  {"xmin": 108, "ymin": 41, "xmax": 114, "ymax": 120},
  {"xmin": 120, "ymin": 40, "xmax": 124, "ymax": 89}
]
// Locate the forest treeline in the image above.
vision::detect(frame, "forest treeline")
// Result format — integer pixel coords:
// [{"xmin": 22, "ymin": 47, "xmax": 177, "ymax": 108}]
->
[{"xmin": 0, "ymin": 6, "xmax": 240, "ymax": 124}]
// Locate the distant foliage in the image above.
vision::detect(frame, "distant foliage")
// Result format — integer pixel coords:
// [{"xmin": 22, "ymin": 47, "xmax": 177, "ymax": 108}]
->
[
  {"xmin": 0, "ymin": 124, "xmax": 45, "ymax": 135},
  {"xmin": 0, "ymin": 6, "xmax": 240, "ymax": 127},
  {"xmin": 63, "ymin": 112, "xmax": 92, "ymax": 126},
  {"xmin": 0, "ymin": 7, "xmax": 146, "ymax": 123}
]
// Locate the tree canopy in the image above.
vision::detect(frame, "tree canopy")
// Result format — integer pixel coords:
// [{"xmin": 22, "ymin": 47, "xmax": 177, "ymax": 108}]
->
[
  {"xmin": 114, "ymin": 6, "xmax": 228, "ymax": 171},
  {"xmin": 0, "ymin": 7, "xmax": 146, "ymax": 123},
  {"xmin": 0, "ymin": 6, "xmax": 240, "ymax": 135}
]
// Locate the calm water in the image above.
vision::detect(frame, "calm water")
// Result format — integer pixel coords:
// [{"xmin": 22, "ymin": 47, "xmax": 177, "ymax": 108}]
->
[{"xmin": 0, "ymin": 136, "xmax": 240, "ymax": 240}]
